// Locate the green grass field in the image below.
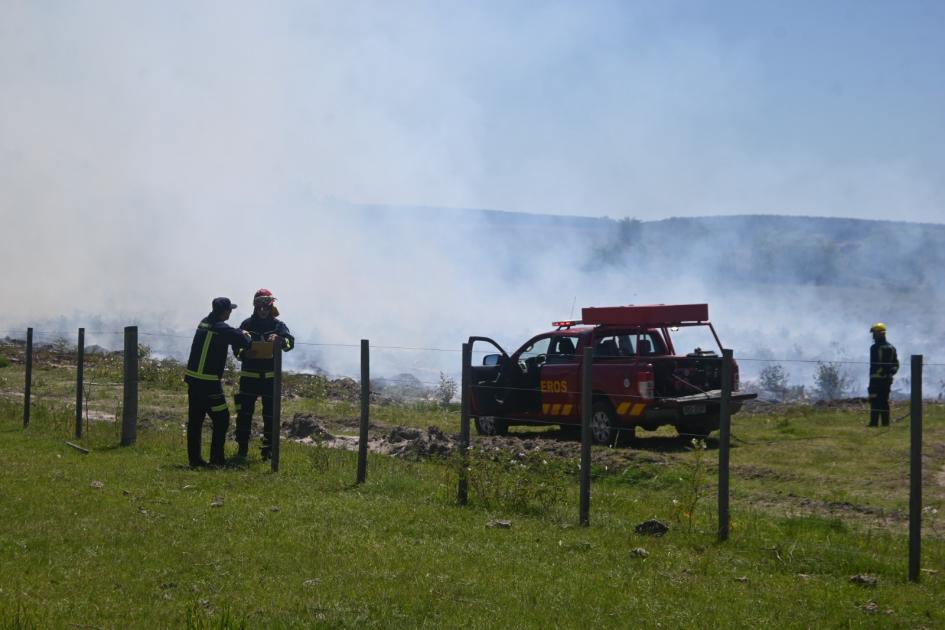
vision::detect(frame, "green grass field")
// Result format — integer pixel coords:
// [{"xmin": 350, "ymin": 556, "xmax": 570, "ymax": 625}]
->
[{"xmin": 1, "ymin": 347, "xmax": 945, "ymax": 628}]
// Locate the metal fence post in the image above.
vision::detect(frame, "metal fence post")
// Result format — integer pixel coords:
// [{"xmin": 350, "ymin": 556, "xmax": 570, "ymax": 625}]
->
[
  {"xmin": 356, "ymin": 339, "xmax": 370, "ymax": 484},
  {"xmin": 121, "ymin": 326, "xmax": 138, "ymax": 446},
  {"xmin": 23, "ymin": 327, "xmax": 33, "ymax": 428},
  {"xmin": 457, "ymin": 342, "xmax": 471, "ymax": 504},
  {"xmin": 271, "ymin": 341, "xmax": 283, "ymax": 472},
  {"xmin": 580, "ymin": 346, "xmax": 593, "ymax": 527},
  {"xmin": 909, "ymin": 354, "xmax": 923, "ymax": 582},
  {"xmin": 75, "ymin": 328, "xmax": 85, "ymax": 439},
  {"xmin": 718, "ymin": 348, "xmax": 733, "ymax": 542}
]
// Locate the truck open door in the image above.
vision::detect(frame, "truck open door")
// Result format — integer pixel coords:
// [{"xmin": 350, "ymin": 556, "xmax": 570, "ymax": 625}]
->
[{"xmin": 467, "ymin": 336, "xmax": 510, "ymax": 418}]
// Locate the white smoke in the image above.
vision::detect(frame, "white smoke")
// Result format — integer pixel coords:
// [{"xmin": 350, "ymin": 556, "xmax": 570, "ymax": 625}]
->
[{"xmin": 2, "ymin": 2, "xmax": 943, "ymax": 391}]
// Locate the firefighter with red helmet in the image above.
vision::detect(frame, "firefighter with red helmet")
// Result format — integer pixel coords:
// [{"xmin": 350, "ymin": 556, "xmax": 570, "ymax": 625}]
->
[
  {"xmin": 233, "ymin": 289, "xmax": 295, "ymax": 460},
  {"xmin": 868, "ymin": 322, "xmax": 898, "ymax": 427},
  {"xmin": 185, "ymin": 297, "xmax": 252, "ymax": 467}
]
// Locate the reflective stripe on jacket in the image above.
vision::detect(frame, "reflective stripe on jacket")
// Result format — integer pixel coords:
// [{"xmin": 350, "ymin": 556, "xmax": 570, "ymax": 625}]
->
[
  {"xmin": 185, "ymin": 315, "xmax": 251, "ymax": 383},
  {"xmin": 869, "ymin": 341, "xmax": 899, "ymax": 380}
]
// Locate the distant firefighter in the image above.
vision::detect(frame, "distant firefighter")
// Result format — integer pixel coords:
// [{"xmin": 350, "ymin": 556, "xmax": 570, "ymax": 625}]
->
[
  {"xmin": 233, "ymin": 289, "xmax": 295, "ymax": 461},
  {"xmin": 185, "ymin": 297, "xmax": 252, "ymax": 467},
  {"xmin": 867, "ymin": 322, "xmax": 899, "ymax": 427}
]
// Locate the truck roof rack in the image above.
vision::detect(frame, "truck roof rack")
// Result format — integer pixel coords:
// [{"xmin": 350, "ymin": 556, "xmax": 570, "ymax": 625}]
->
[{"xmin": 581, "ymin": 304, "xmax": 709, "ymax": 327}]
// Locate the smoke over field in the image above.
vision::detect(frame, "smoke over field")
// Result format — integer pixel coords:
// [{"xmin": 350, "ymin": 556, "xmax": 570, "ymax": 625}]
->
[
  {"xmin": 3, "ymin": 206, "xmax": 944, "ymax": 397},
  {"xmin": 3, "ymin": 3, "xmax": 944, "ymax": 394}
]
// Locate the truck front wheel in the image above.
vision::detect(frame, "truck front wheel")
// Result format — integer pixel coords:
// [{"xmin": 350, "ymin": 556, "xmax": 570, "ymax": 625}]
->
[
  {"xmin": 474, "ymin": 416, "xmax": 509, "ymax": 437},
  {"xmin": 590, "ymin": 402, "xmax": 633, "ymax": 446}
]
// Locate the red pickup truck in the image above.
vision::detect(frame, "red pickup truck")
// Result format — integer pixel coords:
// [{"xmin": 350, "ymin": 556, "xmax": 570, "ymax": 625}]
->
[{"xmin": 467, "ymin": 304, "xmax": 755, "ymax": 444}]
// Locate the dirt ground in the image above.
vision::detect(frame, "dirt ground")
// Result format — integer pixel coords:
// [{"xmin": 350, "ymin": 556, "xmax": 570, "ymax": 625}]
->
[{"xmin": 281, "ymin": 411, "xmax": 672, "ymax": 472}]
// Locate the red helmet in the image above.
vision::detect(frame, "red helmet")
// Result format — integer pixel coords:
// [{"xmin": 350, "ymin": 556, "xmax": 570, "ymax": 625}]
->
[{"xmin": 253, "ymin": 288, "xmax": 276, "ymax": 305}]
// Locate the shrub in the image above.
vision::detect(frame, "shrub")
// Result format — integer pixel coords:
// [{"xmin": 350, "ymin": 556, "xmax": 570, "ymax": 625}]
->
[
  {"xmin": 435, "ymin": 372, "xmax": 457, "ymax": 407},
  {"xmin": 758, "ymin": 364, "xmax": 789, "ymax": 400},
  {"xmin": 672, "ymin": 438, "xmax": 708, "ymax": 532},
  {"xmin": 458, "ymin": 449, "xmax": 566, "ymax": 517},
  {"xmin": 813, "ymin": 362, "xmax": 854, "ymax": 400},
  {"xmin": 0, "ymin": 355, "xmax": 9, "ymax": 368}
]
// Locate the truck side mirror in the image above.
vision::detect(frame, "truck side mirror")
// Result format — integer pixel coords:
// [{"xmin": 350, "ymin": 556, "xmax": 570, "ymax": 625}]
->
[{"xmin": 483, "ymin": 353, "xmax": 501, "ymax": 366}]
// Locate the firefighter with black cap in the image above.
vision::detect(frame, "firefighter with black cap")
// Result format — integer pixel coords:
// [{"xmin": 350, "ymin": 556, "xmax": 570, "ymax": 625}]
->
[
  {"xmin": 185, "ymin": 297, "xmax": 252, "ymax": 467},
  {"xmin": 233, "ymin": 289, "xmax": 295, "ymax": 461},
  {"xmin": 868, "ymin": 322, "xmax": 899, "ymax": 427}
]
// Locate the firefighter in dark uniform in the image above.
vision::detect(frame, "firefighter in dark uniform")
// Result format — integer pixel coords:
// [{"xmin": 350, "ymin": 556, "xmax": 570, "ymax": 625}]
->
[
  {"xmin": 185, "ymin": 297, "xmax": 252, "ymax": 467},
  {"xmin": 868, "ymin": 322, "xmax": 899, "ymax": 427},
  {"xmin": 233, "ymin": 289, "xmax": 294, "ymax": 460}
]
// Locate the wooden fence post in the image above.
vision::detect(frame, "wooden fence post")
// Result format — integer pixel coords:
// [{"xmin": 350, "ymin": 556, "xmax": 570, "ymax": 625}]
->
[
  {"xmin": 356, "ymin": 339, "xmax": 370, "ymax": 484},
  {"xmin": 909, "ymin": 354, "xmax": 923, "ymax": 582},
  {"xmin": 580, "ymin": 346, "xmax": 592, "ymax": 527},
  {"xmin": 271, "ymin": 341, "xmax": 283, "ymax": 472},
  {"xmin": 457, "ymin": 342, "xmax": 471, "ymax": 504},
  {"xmin": 23, "ymin": 327, "xmax": 33, "ymax": 428},
  {"xmin": 121, "ymin": 326, "xmax": 138, "ymax": 446},
  {"xmin": 718, "ymin": 348, "xmax": 733, "ymax": 542},
  {"xmin": 75, "ymin": 328, "xmax": 85, "ymax": 439}
]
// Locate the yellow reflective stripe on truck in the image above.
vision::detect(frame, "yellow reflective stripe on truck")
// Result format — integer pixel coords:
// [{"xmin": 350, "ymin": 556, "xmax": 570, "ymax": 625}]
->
[{"xmin": 542, "ymin": 403, "xmax": 575, "ymax": 416}]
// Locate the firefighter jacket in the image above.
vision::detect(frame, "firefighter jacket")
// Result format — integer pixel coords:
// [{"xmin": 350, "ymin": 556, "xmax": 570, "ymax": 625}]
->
[
  {"xmin": 234, "ymin": 314, "xmax": 294, "ymax": 378},
  {"xmin": 870, "ymin": 340, "xmax": 899, "ymax": 381},
  {"xmin": 185, "ymin": 315, "xmax": 252, "ymax": 384}
]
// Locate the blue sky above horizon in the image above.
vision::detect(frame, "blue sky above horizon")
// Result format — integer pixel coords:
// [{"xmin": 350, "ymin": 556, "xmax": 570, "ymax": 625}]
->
[{"xmin": 2, "ymin": 0, "xmax": 943, "ymax": 223}]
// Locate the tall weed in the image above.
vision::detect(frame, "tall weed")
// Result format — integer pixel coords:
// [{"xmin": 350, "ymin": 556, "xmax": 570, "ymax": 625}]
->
[{"xmin": 455, "ymin": 448, "xmax": 566, "ymax": 517}]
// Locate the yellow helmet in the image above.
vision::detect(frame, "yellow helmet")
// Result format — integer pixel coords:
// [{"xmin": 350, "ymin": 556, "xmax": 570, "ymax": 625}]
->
[{"xmin": 870, "ymin": 322, "xmax": 887, "ymax": 334}]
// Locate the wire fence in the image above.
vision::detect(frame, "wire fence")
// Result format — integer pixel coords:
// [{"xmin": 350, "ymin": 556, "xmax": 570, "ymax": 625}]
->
[{"xmin": 1, "ymin": 327, "xmax": 942, "ymax": 582}]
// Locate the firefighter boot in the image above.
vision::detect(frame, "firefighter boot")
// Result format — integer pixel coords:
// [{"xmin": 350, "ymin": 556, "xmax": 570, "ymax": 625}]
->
[
  {"xmin": 208, "ymin": 410, "xmax": 229, "ymax": 467},
  {"xmin": 186, "ymin": 425, "xmax": 207, "ymax": 467},
  {"xmin": 260, "ymin": 412, "xmax": 273, "ymax": 460},
  {"xmin": 229, "ymin": 439, "xmax": 249, "ymax": 466},
  {"xmin": 232, "ymin": 412, "xmax": 252, "ymax": 463}
]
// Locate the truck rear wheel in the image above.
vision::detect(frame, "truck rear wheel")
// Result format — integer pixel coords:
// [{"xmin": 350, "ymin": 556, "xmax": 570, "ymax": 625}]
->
[
  {"xmin": 474, "ymin": 416, "xmax": 508, "ymax": 437},
  {"xmin": 590, "ymin": 402, "xmax": 633, "ymax": 447}
]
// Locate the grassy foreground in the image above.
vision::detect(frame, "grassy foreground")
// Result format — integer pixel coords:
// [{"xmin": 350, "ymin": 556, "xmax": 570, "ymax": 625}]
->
[
  {"xmin": 1, "ymin": 344, "xmax": 945, "ymax": 628},
  {"xmin": 2, "ymin": 404, "xmax": 945, "ymax": 629}
]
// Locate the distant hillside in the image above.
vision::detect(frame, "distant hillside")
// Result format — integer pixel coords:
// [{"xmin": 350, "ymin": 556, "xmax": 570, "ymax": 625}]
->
[{"xmin": 356, "ymin": 205, "xmax": 945, "ymax": 292}]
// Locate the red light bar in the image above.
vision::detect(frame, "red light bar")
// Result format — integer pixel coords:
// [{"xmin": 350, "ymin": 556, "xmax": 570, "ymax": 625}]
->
[
  {"xmin": 552, "ymin": 320, "xmax": 582, "ymax": 328},
  {"xmin": 581, "ymin": 304, "xmax": 709, "ymax": 327}
]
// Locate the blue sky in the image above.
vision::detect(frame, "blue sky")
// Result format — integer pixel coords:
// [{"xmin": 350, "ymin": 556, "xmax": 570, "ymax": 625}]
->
[{"xmin": 1, "ymin": 0, "xmax": 943, "ymax": 224}]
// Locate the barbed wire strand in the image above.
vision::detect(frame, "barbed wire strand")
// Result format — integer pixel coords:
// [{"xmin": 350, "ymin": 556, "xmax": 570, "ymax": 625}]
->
[{"xmin": 6, "ymin": 328, "xmax": 945, "ymax": 365}]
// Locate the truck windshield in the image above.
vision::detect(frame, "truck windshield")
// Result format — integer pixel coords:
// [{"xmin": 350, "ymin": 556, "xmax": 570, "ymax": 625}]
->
[{"xmin": 519, "ymin": 337, "xmax": 551, "ymax": 360}]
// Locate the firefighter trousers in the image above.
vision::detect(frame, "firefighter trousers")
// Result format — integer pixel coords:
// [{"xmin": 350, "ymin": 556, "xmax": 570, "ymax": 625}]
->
[
  {"xmin": 868, "ymin": 378, "xmax": 891, "ymax": 426},
  {"xmin": 235, "ymin": 375, "xmax": 274, "ymax": 454},
  {"xmin": 187, "ymin": 380, "xmax": 230, "ymax": 466}
]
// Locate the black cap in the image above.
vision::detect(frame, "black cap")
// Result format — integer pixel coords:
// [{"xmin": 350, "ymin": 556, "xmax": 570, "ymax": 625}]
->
[{"xmin": 211, "ymin": 297, "xmax": 237, "ymax": 312}]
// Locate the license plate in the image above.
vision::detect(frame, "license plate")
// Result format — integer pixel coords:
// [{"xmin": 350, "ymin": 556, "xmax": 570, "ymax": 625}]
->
[{"xmin": 683, "ymin": 404, "xmax": 706, "ymax": 416}]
